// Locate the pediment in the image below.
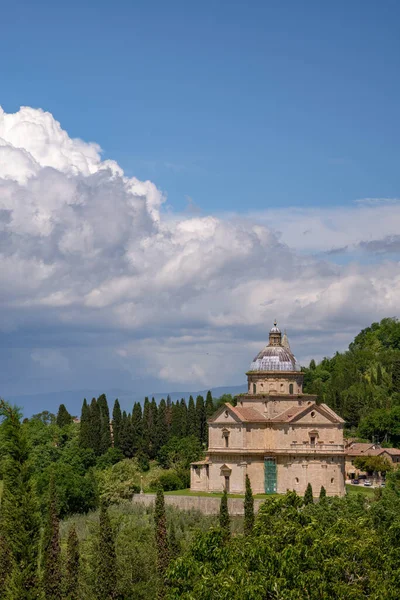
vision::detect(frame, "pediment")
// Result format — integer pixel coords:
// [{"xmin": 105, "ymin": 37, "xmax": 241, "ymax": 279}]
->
[
  {"xmin": 290, "ymin": 403, "xmax": 344, "ymax": 425},
  {"xmin": 208, "ymin": 403, "xmax": 243, "ymax": 424}
]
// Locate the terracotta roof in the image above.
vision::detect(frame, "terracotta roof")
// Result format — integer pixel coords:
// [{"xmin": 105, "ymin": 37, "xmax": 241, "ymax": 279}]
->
[
  {"xmin": 229, "ymin": 405, "xmax": 268, "ymax": 422},
  {"xmin": 380, "ymin": 448, "xmax": 400, "ymax": 456},
  {"xmin": 270, "ymin": 405, "xmax": 306, "ymax": 423},
  {"xmin": 345, "ymin": 442, "xmax": 379, "ymax": 455}
]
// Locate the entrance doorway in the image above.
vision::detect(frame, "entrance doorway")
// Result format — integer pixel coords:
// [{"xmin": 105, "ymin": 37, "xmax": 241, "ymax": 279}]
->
[{"xmin": 264, "ymin": 457, "xmax": 277, "ymax": 494}]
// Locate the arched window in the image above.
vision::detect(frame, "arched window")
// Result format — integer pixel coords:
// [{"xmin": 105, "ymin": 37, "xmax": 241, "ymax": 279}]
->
[{"xmin": 289, "ymin": 383, "xmax": 293, "ymax": 394}]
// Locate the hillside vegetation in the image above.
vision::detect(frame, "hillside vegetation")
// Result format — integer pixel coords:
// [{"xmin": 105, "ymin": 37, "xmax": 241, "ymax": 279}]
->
[{"xmin": 303, "ymin": 317, "xmax": 400, "ymax": 444}]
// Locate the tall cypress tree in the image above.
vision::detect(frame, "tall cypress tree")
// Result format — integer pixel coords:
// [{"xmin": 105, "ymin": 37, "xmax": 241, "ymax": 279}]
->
[
  {"xmin": 170, "ymin": 401, "xmax": 182, "ymax": 438},
  {"xmin": 89, "ymin": 398, "xmax": 101, "ymax": 455},
  {"xmin": 65, "ymin": 525, "xmax": 80, "ymax": 600},
  {"xmin": 244, "ymin": 475, "xmax": 255, "ymax": 536},
  {"xmin": 187, "ymin": 396, "xmax": 196, "ymax": 437},
  {"xmin": 180, "ymin": 399, "xmax": 187, "ymax": 438},
  {"xmin": 166, "ymin": 395, "xmax": 172, "ymax": 436},
  {"xmin": 98, "ymin": 394, "xmax": 112, "ymax": 455},
  {"xmin": 142, "ymin": 398, "xmax": 151, "ymax": 457},
  {"xmin": 119, "ymin": 411, "xmax": 134, "ymax": 458},
  {"xmin": 319, "ymin": 486, "xmax": 327, "ymax": 500},
  {"xmin": 149, "ymin": 398, "xmax": 158, "ymax": 459},
  {"xmin": 132, "ymin": 402, "xmax": 143, "ymax": 453},
  {"xmin": 56, "ymin": 404, "xmax": 72, "ymax": 428},
  {"xmin": 0, "ymin": 399, "xmax": 41, "ymax": 599},
  {"xmin": 79, "ymin": 398, "xmax": 91, "ymax": 448},
  {"xmin": 195, "ymin": 395, "xmax": 206, "ymax": 444},
  {"xmin": 156, "ymin": 399, "xmax": 168, "ymax": 454},
  {"xmin": 42, "ymin": 474, "xmax": 62, "ymax": 600},
  {"xmin": 205, "ymin": 391, "xmax": 214, "ymax": 445},
  {"xmin": 154, "ymin": 487, "xmax": 169, "ymax": 598},
  {"xmin": 97, "ymin": 502, "xmax": 117, "ymax": 600},
  {"xmin": 304, "ymin": 483, "xmax": 314, "ymax": 505},
  {"xmin": 112, "ymin": 399, "xmax": 122, "ymax": 449},
  {"xmin": 219, "ymin": 489, "xmax": 230, "ymax": 540},
  {"xmin": 0, "ymin": 526, "xmax": 11, "ymax": 596}
]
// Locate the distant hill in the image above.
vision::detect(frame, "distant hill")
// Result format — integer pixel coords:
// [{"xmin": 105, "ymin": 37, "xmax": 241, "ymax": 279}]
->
[{"xmin": 5, "ymin": 385, "xmax": 247, "ymax": 417}]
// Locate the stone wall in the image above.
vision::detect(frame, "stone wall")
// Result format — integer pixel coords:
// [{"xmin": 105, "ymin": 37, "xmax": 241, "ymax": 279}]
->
[{"xmin": 132, "ymin": 493, "xmax": 264, "ymax": 515}]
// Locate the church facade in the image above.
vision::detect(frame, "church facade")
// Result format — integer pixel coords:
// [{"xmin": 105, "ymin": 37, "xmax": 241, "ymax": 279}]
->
[{"xmin": 190, "ymin": 323, "xmax": 346, "ymax": 497}]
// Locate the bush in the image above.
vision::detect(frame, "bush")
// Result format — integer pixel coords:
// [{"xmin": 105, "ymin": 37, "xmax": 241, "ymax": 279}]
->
[
  {"xmin": 137, "ymin": 452, "xmax": 150, "ymax": 472},
  {"xmin": 96, "ymin": 447, "xmax": 124, "ymax": 470},
  {"xmin": 150, "ymin": 472, "xmax": 184, "ymax": 492}
]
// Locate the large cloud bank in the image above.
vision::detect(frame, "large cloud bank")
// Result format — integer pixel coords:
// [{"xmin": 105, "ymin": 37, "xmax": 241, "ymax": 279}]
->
[{"xmin": 0, "ymin": 106, "xmax": 399, "ymax": 396}]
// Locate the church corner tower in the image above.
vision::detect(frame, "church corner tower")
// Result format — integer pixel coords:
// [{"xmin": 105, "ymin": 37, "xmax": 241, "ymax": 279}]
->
[{"xmin": 191, "ymin": 321, "xmax": 346, "ymax": 498}]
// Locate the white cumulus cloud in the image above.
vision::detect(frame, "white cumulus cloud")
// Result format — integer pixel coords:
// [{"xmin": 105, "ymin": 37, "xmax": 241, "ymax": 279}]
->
[{"xmin": 0, "ymin": 105, "xmax": 399, "ymax": 398}]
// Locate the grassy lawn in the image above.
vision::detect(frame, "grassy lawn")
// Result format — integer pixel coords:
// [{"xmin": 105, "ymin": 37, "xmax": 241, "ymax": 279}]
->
[{"xmin": 346, "ymin": 483, "xmax": 376, "ymax": 496}]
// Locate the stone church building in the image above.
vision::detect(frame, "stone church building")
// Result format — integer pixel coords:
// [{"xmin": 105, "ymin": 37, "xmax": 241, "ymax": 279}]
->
[{"xmin": 191, "ymin": 322, "xmax": 346, "ymax": 497}]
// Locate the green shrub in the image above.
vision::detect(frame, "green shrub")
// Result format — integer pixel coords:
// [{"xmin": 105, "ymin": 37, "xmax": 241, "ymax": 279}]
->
[{"xmin": 150, "ymin": 472, "xmax": 184, "ymax": 492}]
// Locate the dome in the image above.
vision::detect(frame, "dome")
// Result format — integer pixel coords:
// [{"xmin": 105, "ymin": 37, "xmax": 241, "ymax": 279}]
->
[{"xmin": 250, "ymin": 322, "xmax": 301, "ymax": 372}]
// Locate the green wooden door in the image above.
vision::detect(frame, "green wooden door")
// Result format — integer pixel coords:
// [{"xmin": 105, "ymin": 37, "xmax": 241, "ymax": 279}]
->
[{"xmin": 264, "ymin": 457, "xmax": 277, "ymax": 494}]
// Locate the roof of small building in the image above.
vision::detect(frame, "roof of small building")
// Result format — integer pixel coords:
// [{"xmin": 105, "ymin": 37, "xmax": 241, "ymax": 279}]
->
[{"xmin": 345, "ymin": 442, "xmax": 380, "ymax": 455}]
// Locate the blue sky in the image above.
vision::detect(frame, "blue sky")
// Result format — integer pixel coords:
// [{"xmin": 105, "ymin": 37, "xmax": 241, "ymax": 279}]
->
[
  {"xmin": 0, "ymin": 1, "xmax": 400, "ymax": 413},
  {"xmin": 1, "ymin": 0, "xmax": 399, "ymax": 213}
]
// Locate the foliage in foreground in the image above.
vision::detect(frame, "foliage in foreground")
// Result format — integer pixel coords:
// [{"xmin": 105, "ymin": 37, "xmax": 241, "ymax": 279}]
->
[{"xmin": 166, "ymin": 477, "xmax": 400, "ymax": 600}]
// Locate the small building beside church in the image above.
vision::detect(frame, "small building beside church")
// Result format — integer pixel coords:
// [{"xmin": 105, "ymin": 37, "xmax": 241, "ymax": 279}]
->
[{"xmin": 191, "ymin": 322, "xmax": 346, "ymax": 497}]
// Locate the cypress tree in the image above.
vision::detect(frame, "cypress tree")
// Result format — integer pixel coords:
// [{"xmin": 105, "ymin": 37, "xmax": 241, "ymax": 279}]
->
[
  {"xmin": 244, "ymin": 474, "xmax": 254, "ymax": 535},
  {"xmin": 65, "ymin": 525, "xmax": 80, "ymax": 600},
  {"xmin": 56, "ymin": 403, "xmax": 72, "ymax": 428},
  {"xmin": 187, "ymin": 396, "xmax": 196, "ymax": 437},
  {"xmin": 319, "ymin": 486, "xmax": 327, "ymax": 500},
  {"xmin": 205, "ymin": 391, "xmax": 214, "ymax": 445},
  {"xmin": 205, "ymin": 391, "xmax": 214, "ymax": 418},
  {"xmin": 154, "ymin": 487, "xmax": 169, "ymax": 598},
  {"xmin": 170, "ymin": 401, "xmax": 182, "ymax": 438},
  {"xmin": 98, "ymin": 394, "xmax": 112, "ymax": 455},
  {"xmin": 195, "ymin": 395, "xmax": 206, "ymax": 443},
  {"xmin": 42, "ymin": 474, "xmax": 62, "ymax": 600},
  {"xmin": 166, "ymin": 395, "xmax": 172, "ymax": 435},
  {"xmin": 156, "ymin": 399, "xmax": 168, "ymax": 453},
  {"xmin": 89, "ymin": 398, "xmax": 101, "ymax": 455},
  {"xmin": 309, "ymin": 359, "xmax": 316, "ymax": 370},
  {"xmin": 0, "ymin": 399, "xmax": 41, "ymax": 599},
  {"xmin": 142, "ymin": 397, "xmax": 151, "ymax": 457},
  {"xmin": 112, "ymin": 399, "xmax": 122, "ymax": 449},
  {"xmin": 304, "ymin": 483, "xmax": 314, "ymax": 505},
  {"xmin": 120, "ymin": 411, "xmax": 134, "ymax": 458},
  {"xmin": 132, "ymin": 402, "xmax": 143, "ymax": 453},
  {"xmin": 97, "ymin": 502, "xmax": 117, "ymax": 600},
  {"xmin": 79, "ymin": 398, "xmax": 91, "ymax": 448},
  {"xmin": 219, "ymin": 489, "xmax": 230, "ymax": 540},
  {"xmin": 149, "ymin": 398, "xmax": 158, "ymax": 459},
  {"xmin": 179, "ymin": 399, "xmax": 188, "ymax": 438}
]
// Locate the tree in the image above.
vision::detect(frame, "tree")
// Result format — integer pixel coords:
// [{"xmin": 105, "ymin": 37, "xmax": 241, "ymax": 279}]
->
[
  {"xmin": 42, "ymin": 474, "xmax": 62, "ymax": 600},
  {"xmin": 56, "ymin": 404, "xmax": 72, "ymax": 428},
  {"xmin": 319, "ymin": 486, "xmax": 327, "ymax": 500},
  {"xmin": 309, "ymin": 359, "xmax": 316, "ymax": 370},
  {"xmin": 187, "ymin": 396, "xmax": 196, "ymax": 437},
  {"xmin": 377, "ymin": 363, "xmax": 383, "ymax": 386},
  {"xmin": 154, "ymin": 486, "xmax": 169, "ymax": 598},
  {"xmin": 168, "ymin": 523, "xmax": 180, "ymax": 560},
  {"xmin": 304, "ymin": 483, "xmax": 314, "ymax": 505},
  {"xmin": 195, "ymin": 395, "xmax": 206, "ymax": 444},
  {"xmin": 79, "ymin": 398, "xmax": 91, "ymax": 448},
  {"xmin": 142, "ymin": 398, "xmax": 151, "ymax": 457},
  {"xmin": 119, "ymin": 411, "xmax": 134, "ymax": 458},
  {"xmin": 97, "ymin": 502, "xmax": 117, "ymax": 600},
  {"xmin": 244, "ymin": 475, "xmax": 254, "ymax": 535},
  {"xmin": 0, "ymin": 399, "xmax": 41, "ymax": 599},
  {"xmin": 156, "ymin": 399, "xmax": 168, "ymax": 454},
  {"xmin": 219, "ymin": 489, "xmax": 230, "ymax": 540},
  {"xmin": 98, "ymin": 394, "xmax": 112, "ymax": 455},
  {"xmin": 89, "ymin": 398, "xmax": 102, "ymax": 455},
  {"xmin": 179, "ymin": 399, "xmax": 188, "ymax": 438},
  {"xmin": 111, "ymin": 399, "xmax": 122, "ymax": 449},
  {"xmin": 0, "ymin": 526, "xmax": 11, "ymax": 596},
  {"xmin": 65, "ymin": 525, "xmax": 80, "ymax": 600},
  {"xmin": 132, "ymin": 402, "xmax": 143, "ymax": 453},
  {"xmin": 149, "ymin": 398, "xmax": 159, "ymax": 459}
]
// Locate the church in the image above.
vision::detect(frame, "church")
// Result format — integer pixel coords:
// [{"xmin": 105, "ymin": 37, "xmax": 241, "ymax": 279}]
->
[{"xmin": 190, "ymin": 322, "xmax": 346, "ymax": 497}]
